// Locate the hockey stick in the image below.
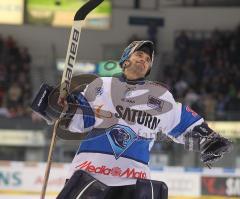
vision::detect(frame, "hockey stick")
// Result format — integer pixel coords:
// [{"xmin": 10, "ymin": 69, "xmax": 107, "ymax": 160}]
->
[
  {"xmin": 58, "ymin": 0, "xmax": 104, "ymax": 105},
  {"xmin": 40, "ymin": 1, "xmax": 104, "ymax": 199}
]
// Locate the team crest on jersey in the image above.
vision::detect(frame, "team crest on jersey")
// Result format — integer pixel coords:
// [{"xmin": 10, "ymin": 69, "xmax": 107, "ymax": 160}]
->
[
  {"xmin": 106, "ymin": 124, "xmax": 138, "ymax": 159},
  {"xmin": 147, "ymin": 95, "xmax": 164, "ymax": 112}
]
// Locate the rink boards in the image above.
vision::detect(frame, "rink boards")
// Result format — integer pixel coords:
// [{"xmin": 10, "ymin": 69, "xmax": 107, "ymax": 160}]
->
[{"xmin": 0, "ymin": 161, "xmax": 239, "ymax": 199}]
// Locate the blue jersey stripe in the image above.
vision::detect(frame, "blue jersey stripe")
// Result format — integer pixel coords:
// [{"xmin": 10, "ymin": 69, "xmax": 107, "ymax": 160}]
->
[
  {"xmin": 169, "ymin": 105, "xmax": 202, "ymax": 137},
  {"xmin": 75, "ymin": 93, "xmax": 95, "ymax": 128},
  {"xmin": 77, "ymin": 134, "xmax": 150, "ymax": 164}
]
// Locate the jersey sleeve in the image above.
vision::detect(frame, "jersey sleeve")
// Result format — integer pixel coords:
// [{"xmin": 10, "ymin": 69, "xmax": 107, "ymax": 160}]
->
[
  {"xmin": 68, "ymin": 78, "xmax": 103, "ymax": 133},
  {"xmin": 159, "ymin": 90, "xmax": 204, "ymax": 144}
]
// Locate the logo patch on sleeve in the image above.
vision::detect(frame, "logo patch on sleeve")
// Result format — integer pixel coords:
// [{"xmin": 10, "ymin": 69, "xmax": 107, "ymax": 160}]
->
[
  {"xmin": 106, "ymin": 125, "xmax": 138, "ymax": 159},
  {"xmin": 147, "ymin": 96, "xmax": 164, "ymax": 112},
  {"xmin": 186, "ymin": 106, "xmax": 198, "ymax": 117}
]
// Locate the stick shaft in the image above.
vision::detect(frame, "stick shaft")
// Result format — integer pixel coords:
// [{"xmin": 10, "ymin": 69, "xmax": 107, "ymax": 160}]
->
[
  {"xmin": 59, "ymin": 21, "xmax": 83, "ymax": 101},
  {"xmin": 40, "ymin": 120, "xmax": 59, "ymax": 199}
]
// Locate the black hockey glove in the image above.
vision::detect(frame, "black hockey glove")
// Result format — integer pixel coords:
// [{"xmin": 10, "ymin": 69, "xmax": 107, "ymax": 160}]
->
[
  {"xmin": 31, "ymin": 83, "xmax": 60, "ymax": 125},
  {"xmin": 31, "ymin": 74, "xmax": 98, "ymax": 125},
  {"xmin": 31, "ymin": 83, "xmax": 78, "ymax": 125},
  {"xmin": 184, "ymin": 122, "xmax": 233, "ymax": 168}
]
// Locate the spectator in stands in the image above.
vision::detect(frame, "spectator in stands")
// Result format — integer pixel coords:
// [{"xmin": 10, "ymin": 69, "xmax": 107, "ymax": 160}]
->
[
  {"xmin": 184, "ymin": 88, "xmax": 199, "ymax": 107},
  {"xmin": 6, "ymin": 82, "xmax": 23, "ymax": 117},
  {"xmin": 225, "ymin": 91, "xmax": 240, "ymax": 120},
  {"xmin": 175, "ymin": 31, "xmax": 190, "ymax": 64},
  {"xmin": 202, "ymin": 94, "xmax": 216, "ymax": 120},
  {"xmin": 20, "ymin": 47, "xmax": 31, "ymax": 65},
  {"xmin": 174, "ymin": 78, "xmax": 188, "ymax": 99}
]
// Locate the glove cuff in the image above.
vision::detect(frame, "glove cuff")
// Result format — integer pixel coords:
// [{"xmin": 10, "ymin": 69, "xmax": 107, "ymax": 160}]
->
[
  {"xmin": 184, "ymin": 122, "xmax": 215, "ymax": 152},
  {"xmin": 192, "ymin": 122, "xmax": 213, "ymax": 137}
]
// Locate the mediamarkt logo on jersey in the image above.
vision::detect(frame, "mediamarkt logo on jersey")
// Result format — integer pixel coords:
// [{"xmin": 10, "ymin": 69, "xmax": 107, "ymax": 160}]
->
[{"xmin": 76, "ymin": 161, "xmax": 147, "ymax": 179}]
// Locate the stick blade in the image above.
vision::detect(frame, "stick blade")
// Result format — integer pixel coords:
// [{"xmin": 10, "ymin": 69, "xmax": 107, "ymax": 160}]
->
[{"xmin": 74, "ymin": 0, "xmax": 104, "ymax": 21}]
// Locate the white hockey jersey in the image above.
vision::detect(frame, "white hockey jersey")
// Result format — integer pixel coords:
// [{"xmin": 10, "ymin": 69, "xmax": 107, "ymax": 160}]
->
[{"xmin": 67, "ymin": 76, "xmax": 204, "ymax": 186}]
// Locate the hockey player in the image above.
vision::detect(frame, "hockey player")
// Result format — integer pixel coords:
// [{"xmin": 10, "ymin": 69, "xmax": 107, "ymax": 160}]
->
[{"xmin": 32, "ymin": 40, "xmax": 232, "ymax": 199}]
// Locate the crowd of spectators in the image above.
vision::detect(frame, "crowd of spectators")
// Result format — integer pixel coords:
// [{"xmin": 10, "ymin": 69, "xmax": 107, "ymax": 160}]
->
[
  {"xmin": 0, "ymin": 34, "xmax": 32, "ymax": 118},
  {"xmin": 162, "ymin": 25, "xmax": 240, "ymax": 120}
]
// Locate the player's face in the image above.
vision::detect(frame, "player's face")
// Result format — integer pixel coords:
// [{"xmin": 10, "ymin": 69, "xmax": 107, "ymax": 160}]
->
[{"xmin": 123, "ymin": 51, "xmax": 151, "ymax": 80}]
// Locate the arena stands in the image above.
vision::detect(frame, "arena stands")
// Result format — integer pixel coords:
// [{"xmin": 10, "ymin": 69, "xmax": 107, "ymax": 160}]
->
[
  {"xmin": 0, "ymin": 35, "xmax": 32, "ymax": 118},
  {"xmin": 162, "ymin": 25, "xmax": 240, "ymax": 120}
]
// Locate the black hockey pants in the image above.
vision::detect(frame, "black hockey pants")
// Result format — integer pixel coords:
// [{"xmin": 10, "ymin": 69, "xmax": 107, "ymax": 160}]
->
[{"xmin": 56, "ymin": 170, "xmax": 168, "ymax": 199}]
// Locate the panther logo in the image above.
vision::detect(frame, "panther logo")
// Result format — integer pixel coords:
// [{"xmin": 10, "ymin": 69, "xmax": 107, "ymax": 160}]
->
[{"xmin": 109, "ymin": 127, "xmax": 131, "ymax": 149}]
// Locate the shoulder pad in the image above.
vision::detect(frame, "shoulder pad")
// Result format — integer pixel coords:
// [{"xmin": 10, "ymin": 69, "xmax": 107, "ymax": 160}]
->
[{"xmin": 146, "ymin": 81, "xmax": 170, "ymax": 90}]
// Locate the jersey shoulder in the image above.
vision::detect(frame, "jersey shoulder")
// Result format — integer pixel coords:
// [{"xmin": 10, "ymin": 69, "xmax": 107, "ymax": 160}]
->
[
  {"xmin": 145, "ymin": 80, "xmax": 170, "ymax": 90},
  {"xmin": 88, "ymin": 76, "xmax": 112, "ymax": 86}
]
